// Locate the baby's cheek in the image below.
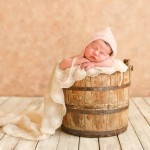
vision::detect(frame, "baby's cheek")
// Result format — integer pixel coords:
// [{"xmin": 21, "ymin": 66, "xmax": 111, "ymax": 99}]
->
[
  {"xmin": 84, "ymin": 48, "xmax": 93, "ymax": 56},
  {"xmin": 102, "ymin": 55, "xmax": 109, "ymax": 60}
]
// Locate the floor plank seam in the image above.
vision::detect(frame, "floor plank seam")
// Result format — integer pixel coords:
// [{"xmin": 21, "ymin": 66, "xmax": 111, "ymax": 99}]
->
[
  {"xmin": 13, "ymin": 138, "xmax": 21, "ymax": 150},
  {"xmin": 0, "ymin": 99, "xmax": 9, "ymax": 106},
  {"xmin": 56, "ymin": 131, "xmax": 61, "ymax": 150},
  {"xmin": 132, "ymin": 98, "xmax": 150, "ymax": 126},
  {"xmin": 0, "ymin": 133, "xmax": 6, "ymax": 140},
  {"xmin": 128, "ymin": 118, "xmax": 145, "ymax": 149},
  {"xmin": 117, "ymin": 135, "xmax": 122, "ymax": 150},
  {"xmin": 98, "ymin": 137, "xmax": 100, "ymax": 150},
  {"xmin": 78, "ymin": 136, "xmax": 80, "ymax": 150},
  {"xmin": 143, "ymin": 97, "xmax": 150, "ymax": 107},
  {"xmin": 34, "ymin": 141, "xmax": 39, "ymax": 150}
]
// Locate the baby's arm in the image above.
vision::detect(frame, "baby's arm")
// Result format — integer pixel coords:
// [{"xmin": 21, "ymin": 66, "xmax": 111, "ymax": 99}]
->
[
  {"xmin": 81, "ymin": 59, "xmax": 114, "ymax": 70},
  {"xmin": 94, "ymin": 59, "xmax": 114, "ymax": 67},
  {"xmin": 59, "ymin": 58, "xmax": 73, "ymax": 70},
  {"xmin": 59, "ymin": 56, "xmax": 90, "ymax": 70}
]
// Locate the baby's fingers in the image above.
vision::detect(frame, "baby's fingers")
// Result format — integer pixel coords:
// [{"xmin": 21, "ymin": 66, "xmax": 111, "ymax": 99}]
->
[
  {"xmin": 85, "ymin": 65, "xmax": 91, "ymax": 70},
  {"xmin": 81, "ymin": 62, "xmax": 88, "ymax": 69},
  {"xmin": 85, "ymin": 63, "xmax": 95, "ymax": 70},
  {"xmin": 81, "ymin": 59, "xmax": 89, "ymax": 64}
]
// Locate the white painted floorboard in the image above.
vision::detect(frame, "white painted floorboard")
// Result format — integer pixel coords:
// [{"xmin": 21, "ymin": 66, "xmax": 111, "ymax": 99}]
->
[{"xmin": 0, "ymin": 97, "xmax": 149, "ymax": 150}]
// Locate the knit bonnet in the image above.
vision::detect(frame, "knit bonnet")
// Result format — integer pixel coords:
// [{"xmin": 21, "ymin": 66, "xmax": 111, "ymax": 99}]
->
[{"xmin": 82, "ymin": 27, "xmax": 117, "ymax": 58}]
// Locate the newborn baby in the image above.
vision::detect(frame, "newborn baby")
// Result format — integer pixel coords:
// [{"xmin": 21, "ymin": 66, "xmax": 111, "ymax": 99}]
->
[{"xmin": 59, "ymin": 27, "xmax": 117, "ymax": 71}]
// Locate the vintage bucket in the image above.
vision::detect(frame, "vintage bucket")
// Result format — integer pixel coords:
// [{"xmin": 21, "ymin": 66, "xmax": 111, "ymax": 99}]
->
[{"xmin": 61, "ymin": 59, "xmax": 133, "ymax": 137}]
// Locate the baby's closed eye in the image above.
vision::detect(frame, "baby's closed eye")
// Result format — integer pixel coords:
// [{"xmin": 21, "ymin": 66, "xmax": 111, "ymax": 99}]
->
[{"xmin": 92, "ymin": 44, "xmax": 98, "ymax": 50}]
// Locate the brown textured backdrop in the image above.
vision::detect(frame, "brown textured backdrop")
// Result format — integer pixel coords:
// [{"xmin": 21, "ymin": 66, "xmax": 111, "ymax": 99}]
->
[{"xmin": 0, "ymin": 0, "xmax": 150, "ymax": 96}]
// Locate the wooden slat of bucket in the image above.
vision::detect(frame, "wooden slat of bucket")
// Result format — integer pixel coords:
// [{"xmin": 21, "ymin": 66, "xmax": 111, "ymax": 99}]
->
[
  {"xmin": 78, "ymin": 78, "xmax": 86, "ymax": 106},
  {"xmin": 99, "ymin": 74, "xmax": 110, "ymax": 132},
  {"xmin": 84, "ymin": 114, "xmax": 93, "ymax": 131},
  {"xmin": 64, "ymin": 80, "xmax": 82, "ymax": 106},
  {"xmin": 90, "ymin": 75, "xmax": 101, "ymax": 108},
  {"xmin": 116, "ymin": 69, "xmax": 129, "ymax": 130},
  {"xmin": 117, "ymin": 72, "xmax": 124, "ymax": 108},
  {"xmin": 92, "ymin": 114, "xmax": 107, "ymax": 131},
  {"xmin": 84, "ymin": 77, "xmax": 92, "ymax": 107},
  {"xmin": 78, "ymin": 79, "xmax": 86, "ymax": 130},
  {"xmin": 84, "ymin": 77, "xmax": 93, "ymax": 131},
  {"xmin": 116, "ymin": 73, "xmax": 125, "ymax": 129},
  {"xmin": 123, "ymin": 69, "xmax": 130, "ymax": 106},
  {"xmin": 122, "ymin": 109, "xmax": 129, "ymax": 128},
  {"xmin": 71, "ymin": 112, "xmax": 81, "ymax": 129},
  {"xmin": 109, "ymin": 72, "xmax": 118, "ymax": 109},
  {"xmin": 107, "ymin": 73, "xmax": 118, "ymax": 131},
  {"xmin": 124, "ymin": 69, "xmax": 130, "ymax": 131},
  {"xmin": 107, "ymin": 113, "xmax": 118, "ymax": 131},
  {"xmin": 90, "ymin": 75, "xmax": 101, "ymax": 131},
  {"xmin": 63, "ymin": 109, "xmax": 85, "ymax": 130},
  {"xmin": 116, "ymin": 111, "xmax": 125, "ymax": 129},
  {"xmin": 67, "ymin": 79, "xmax": 85, "ymax": 130},
  {"xmin": 118, "ymin": 70, "xmax": 129, "ymax": 128},
  {"xmin": 63, "ymin": 112, "xmax": 88, "ymax": 131},
  {"xmin": 73, "ymin": 80, "xmax": 81, "ymax": 106},
  {"xmin": 78, "ymin": 113, "xmax": 85, "ymax": 130},
  {"xmin": 64, "ymin": 89, "xmax": 72, "ymax": 105},
  {"xmin": 71, "ymin": 81, "xmax": 79, "ymax": 106},
  {"xmin": 99, "ymin": 74, "xmax": 110, "ymax": 110},
  {"xmin": 90, "ymin": 75, "xmax": 107, "ymax": 131},
  {"xmin": 63, "ymin": 112, "xmax": 77, "ymax": 129}
]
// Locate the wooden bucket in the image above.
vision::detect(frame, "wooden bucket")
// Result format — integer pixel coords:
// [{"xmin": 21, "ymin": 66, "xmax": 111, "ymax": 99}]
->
[{"xmin": 61, "ymin": 59, "xmax": 133, "ymax": 137}]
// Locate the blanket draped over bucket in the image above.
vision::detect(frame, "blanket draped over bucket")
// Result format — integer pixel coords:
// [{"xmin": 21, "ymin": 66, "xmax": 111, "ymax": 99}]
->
[{"xmin": 0, "ymin": 59, "xmax": 128, "ymax": 140}]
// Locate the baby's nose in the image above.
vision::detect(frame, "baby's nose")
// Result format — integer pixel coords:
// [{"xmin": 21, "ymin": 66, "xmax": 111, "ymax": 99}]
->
[{"xmin": 93, "ymin": 51, "xmax": 99, "ymax": 56}]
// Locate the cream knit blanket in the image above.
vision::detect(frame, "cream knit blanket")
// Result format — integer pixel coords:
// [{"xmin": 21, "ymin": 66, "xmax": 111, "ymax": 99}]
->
[{"xmin": 0, "ymin": 59, "xmax": 128, "ymax": 140}]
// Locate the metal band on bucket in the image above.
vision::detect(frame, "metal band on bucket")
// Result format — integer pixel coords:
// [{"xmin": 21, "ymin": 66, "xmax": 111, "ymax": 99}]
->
[
  {"xmin": 65, "ymin": 104, "xmax": 129, "ymax": 114},
  {"xmin": 61, "ymin": 125, "xmax": 128, "ymax": 137},
  {"xmin": 64, "ymin": 82, "xmax": 130, "ymax": 91}
]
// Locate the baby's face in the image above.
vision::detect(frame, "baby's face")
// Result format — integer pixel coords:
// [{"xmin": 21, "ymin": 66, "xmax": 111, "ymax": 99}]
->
[{"xmin": 84, "ymin": 40, "xmax": 112, "ymax": 62}]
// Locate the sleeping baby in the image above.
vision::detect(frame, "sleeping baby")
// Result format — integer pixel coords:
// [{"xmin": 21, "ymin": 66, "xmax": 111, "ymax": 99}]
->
[{"xmin": 59, "ymin": 27, "xmax": 117, "ymax": 71}]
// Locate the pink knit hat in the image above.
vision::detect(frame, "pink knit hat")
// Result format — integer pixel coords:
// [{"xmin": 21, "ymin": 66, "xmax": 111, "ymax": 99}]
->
[{"xmin": 82, "ymin": 27, "xmax": 117, "ymax": 58}]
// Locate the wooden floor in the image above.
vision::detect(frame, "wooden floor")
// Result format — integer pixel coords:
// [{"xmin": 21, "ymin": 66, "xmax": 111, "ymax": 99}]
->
[{"xmin": 0, "ymin": 97, "xmax": 150, "ymax": 150}]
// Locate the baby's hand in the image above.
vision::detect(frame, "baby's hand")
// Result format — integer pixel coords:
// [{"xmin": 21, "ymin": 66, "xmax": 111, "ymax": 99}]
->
[
  {"xmin": 76, "ymin": 57, "xmax": 90, "ymax": 65},
  {"xmin": 81, "ymin": 62, "xmax": 95, "ymax": 70}
]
